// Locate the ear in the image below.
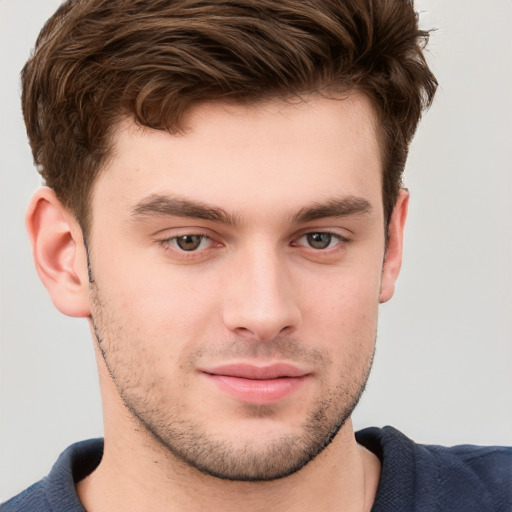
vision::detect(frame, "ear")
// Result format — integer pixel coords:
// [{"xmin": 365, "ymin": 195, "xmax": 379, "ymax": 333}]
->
[
  {"xmin": 26, "ymin": 187, "xmax": 91, "ymax": 317},
  {"xmin": 379, "ymin": 188, "xmax": 409, "ymax": 303}
]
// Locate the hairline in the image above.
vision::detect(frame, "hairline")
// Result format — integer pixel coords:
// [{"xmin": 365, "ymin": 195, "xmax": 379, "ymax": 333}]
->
[{"xmin": 78, "ymin": 88, "xmax": 391, "ymax": 239}]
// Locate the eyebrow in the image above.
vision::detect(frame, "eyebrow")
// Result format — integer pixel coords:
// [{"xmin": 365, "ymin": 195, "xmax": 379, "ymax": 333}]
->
[
  {"xmin": 291, "ymin": 196, "xmax": 372, "ymax": 223},
  {"xmin": 131, "ymin": 193, "xmax": 372, "ymax": 226},
  {"xmin": 131, "ymin": 194, "xmax": 240, "ymax": 225}
]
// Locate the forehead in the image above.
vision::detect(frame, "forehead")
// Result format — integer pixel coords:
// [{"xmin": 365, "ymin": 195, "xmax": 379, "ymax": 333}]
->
[{"xmin": 92, "ymin": 93, "xmax": 383, "ymax": 222}]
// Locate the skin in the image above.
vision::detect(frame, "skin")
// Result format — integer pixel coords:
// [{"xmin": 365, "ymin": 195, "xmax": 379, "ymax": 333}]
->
[{"xmin": 27, "ymin": 93, "xmax": 408, "ymax": 511}]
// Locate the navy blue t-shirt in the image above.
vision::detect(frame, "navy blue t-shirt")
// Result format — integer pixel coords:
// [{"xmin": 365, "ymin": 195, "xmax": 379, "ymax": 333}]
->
[{"xmin": 2, "ymin": 426, "xmax": 511, "ymax": 511}]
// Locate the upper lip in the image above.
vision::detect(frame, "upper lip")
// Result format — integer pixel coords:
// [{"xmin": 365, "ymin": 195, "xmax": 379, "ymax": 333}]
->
[{"xmin": 200, "ymin": 363, "xmax": 310, "ymax": 380}]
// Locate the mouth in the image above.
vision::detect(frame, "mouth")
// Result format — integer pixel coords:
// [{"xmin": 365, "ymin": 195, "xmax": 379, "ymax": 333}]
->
[{"xmin": 199, "ymin": 363, "xmax": 311, "ymax": 405}]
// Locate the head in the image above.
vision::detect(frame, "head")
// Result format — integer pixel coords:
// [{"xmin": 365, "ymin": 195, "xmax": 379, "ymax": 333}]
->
[{"xmin": 23, "ymin": 0, "xmax": 437, "ymax": 482}]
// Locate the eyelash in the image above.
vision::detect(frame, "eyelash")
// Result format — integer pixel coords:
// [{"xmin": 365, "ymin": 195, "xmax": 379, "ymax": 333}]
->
[
  {"xmin": 157, "ymin": 230, "xmax": 349, "ymax": 257},
  {"xmin": 293, "ymin": 231, "xmax": 350, "ymax": 252},
  {"xmin": 158, "ymin": 233, "xmax": 218, "ymax": 255}
]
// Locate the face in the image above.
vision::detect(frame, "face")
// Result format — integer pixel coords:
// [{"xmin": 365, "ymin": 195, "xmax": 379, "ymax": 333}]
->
[{"xmin": 86, "ymin": 94, "xmax": 396, "ymax": 481}]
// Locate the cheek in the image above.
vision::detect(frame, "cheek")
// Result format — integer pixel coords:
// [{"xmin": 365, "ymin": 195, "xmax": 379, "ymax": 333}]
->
[
  {"xmin": 94, "ymin": 257, "xmax": 221, "ymax": 348},
  {"xmin": 298, "ymin": 267, "xmax": 381, "ymax": 360},
  {"xmin": 301, "ymin": 264, "xmax": 381, "ymax": 322}
]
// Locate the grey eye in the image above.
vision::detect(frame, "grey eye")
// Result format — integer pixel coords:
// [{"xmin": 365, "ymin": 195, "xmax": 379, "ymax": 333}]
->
[
  {"xmin": 176, "ymin": 235, "xmax": 204, "ymax": 251},
  {"xmin": 306, "ymin": 232, "xmax": 333, "ymax": 249}
]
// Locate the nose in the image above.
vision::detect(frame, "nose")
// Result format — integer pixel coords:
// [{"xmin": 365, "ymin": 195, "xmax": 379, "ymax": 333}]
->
[{"xmin": 222, "ymin": 245, "xmax": 301, "ymax": 342}]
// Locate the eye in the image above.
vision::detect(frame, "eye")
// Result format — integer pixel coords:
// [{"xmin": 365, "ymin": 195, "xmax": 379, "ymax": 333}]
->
[
  {"xmin": 168, "ymin": 234, "xmax": 212, "ymax": 251},
  {"xmin": 306, "ymin": 232, "xmax": 333, "ymax": 249},
  {"xmin": 296, "ymin": 232, "xmax": 344, "ymax": 250}
]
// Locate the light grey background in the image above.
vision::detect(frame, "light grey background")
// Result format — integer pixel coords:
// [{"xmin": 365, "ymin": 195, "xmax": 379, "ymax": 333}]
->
[{"xmin": 1, "ymin": 0, "xmax": 511, "ymax": 501}]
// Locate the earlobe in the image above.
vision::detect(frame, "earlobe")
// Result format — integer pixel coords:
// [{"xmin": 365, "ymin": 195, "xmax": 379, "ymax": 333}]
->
[
  {"xmin": 379, "ymin": 188, "xmax": 409, "ymax": 303},
  {"xmin": 26, "ymin": 187, "xmax": 91, "ymax": 317}
]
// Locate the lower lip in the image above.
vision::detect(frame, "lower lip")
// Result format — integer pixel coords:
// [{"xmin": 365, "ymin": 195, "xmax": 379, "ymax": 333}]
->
[{"xmin": 203, "ymin": 374, "xmax": 308, "ymax": 405}]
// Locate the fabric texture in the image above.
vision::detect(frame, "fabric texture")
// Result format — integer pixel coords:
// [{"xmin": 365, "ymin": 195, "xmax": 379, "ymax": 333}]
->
[
  {"xmin": 2, "ymin": 426, "xmax": 511, "ymax": 511},
  {"xmin": 356, "ymin": 427, "xmax": 512, "ymax": 512}
]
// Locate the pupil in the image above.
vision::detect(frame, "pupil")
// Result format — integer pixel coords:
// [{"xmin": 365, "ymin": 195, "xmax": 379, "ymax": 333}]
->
[
  {"xmin": 177, "ymin": 235, "xmax": 201, "ymax": 251},
  {"xmin": 307, "ymin": 233, "xmax": 331, "ymax": 249}
]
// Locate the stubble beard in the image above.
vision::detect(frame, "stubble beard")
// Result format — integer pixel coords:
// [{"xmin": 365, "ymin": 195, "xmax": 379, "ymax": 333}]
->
[{"xmin": 89, "ymin": 282, "xmax": 375, "ymax": 482}]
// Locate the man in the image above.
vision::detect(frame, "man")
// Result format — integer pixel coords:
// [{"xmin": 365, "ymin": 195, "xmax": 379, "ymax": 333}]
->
[{"xmin": 2, "ymin": 0, "xmax": 511, "ymax": 511}]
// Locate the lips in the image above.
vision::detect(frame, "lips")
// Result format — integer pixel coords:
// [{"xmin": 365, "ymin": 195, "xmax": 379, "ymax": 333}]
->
[
  {"xmin": 202, "ymin": 363, "xmax": 309, "ymax": 380},
  {"xmin": 200, "ymin": 363, "xmax": 310, "ymax": 405}
]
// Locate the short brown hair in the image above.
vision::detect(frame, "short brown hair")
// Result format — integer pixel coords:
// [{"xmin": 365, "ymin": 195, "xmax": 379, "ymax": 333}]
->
[{"xmin": 22, "ymin": 0, "xmax": 437, "ymax": 234}]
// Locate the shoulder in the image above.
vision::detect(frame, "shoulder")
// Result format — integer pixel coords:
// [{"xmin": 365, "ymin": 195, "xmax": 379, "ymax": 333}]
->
[
  {"xmin": 425, "ymin": 441, "xmax": 512, "ymax": 492},
  {"xmin": 1, "ymin": 439, "xmax": 103, "ymax": 512},
  {"xmin": 1, "ymin": 480, "xmax": 50, "ymax": 512},
  {"xmin": 357, "ymin": 426, "xmax": 512, "ymax": 512}
]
